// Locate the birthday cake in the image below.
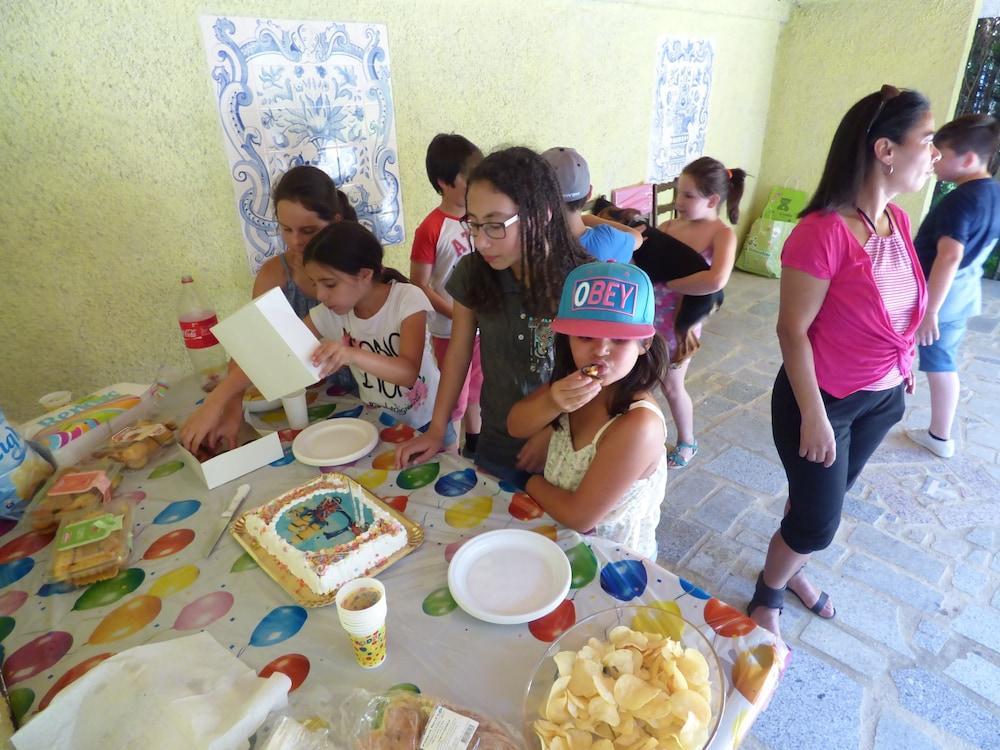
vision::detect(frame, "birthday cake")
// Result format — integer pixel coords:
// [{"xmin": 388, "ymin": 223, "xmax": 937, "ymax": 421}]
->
[{"xmin": 242, "ymin": 474, "xmax": 409, "ymax": 597}]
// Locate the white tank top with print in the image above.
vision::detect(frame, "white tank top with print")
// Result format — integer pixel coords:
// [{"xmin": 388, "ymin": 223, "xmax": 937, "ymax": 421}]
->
[{"xmin": 543, "ymin": 400, "xmax": 667, "ymax": 561}]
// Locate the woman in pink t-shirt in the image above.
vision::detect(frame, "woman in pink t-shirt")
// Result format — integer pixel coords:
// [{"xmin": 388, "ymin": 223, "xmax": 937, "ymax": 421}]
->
[{"xmin": 748, "ymin": 86, "xmax": 939, "ymax": 653}]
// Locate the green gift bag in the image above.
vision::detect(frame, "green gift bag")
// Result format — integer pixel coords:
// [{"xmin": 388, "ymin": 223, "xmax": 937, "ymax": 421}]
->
[
  {"xmin": 760, "ymin": 186, "xmax": 808, "ymax": 222},
  {"xmin": 736, "ymin": 218, "xmax": 796, "ymax": 278}
]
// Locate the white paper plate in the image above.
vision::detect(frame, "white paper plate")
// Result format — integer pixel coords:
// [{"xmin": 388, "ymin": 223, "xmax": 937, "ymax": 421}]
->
[
  {"xmin": 244, "ymin": 396, "xmax": 282, "ymax": 413},
  {"xmin": 291, "ymin": 418, "xmax": 379, "ymax": 467},
  {"xmin": 447, "ymin": 529, "xmax": 571, "ymax": 625},
  {"xmin": 243, "ymin": 388, "xmax": 282, "ymax": 413}
]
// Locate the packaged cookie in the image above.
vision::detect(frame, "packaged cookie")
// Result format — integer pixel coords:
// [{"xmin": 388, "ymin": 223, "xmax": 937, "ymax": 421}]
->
[
  {"xmin": 95, "ymin": 420, "xmax": 176, "ymax": 469},
  {"xmin": 51, "ymin": 500, "xmax": 133, "ymax": 585},
  {"xmin": 0, "ymin": 407, "xmax": 55, "ymax": 520},
  {"xmin": 28, "ymin": 460, "xmax": 123, "ymax": 532}
]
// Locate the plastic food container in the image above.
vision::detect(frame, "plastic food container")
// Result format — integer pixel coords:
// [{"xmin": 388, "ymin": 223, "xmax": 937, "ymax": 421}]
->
[
  {"xmin": 28, "ymin": 459, "xmax": 123, "ymax": 532},
  {"xmin": 50, "ymin": 500, "xmax": 133, "ymax": 585}
]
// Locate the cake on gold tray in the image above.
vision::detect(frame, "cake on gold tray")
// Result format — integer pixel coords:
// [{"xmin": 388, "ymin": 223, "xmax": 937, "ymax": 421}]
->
[{"xmin": 233, "ymin": 473, "xmax": 422, "ymax": 606}]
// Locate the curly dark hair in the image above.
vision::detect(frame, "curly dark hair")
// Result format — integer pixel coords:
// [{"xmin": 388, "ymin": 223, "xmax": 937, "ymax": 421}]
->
[
  {"xmin": 461, "ymin": 147, "xmax": 592, "ymax": 317},
  {"xmin": 549, "ymin": 333, "xmax": 669, "ymax": 429}
]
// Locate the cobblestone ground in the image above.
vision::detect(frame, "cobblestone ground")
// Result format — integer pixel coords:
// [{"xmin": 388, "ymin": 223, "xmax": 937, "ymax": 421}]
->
[{"xmin": 653, "ymin": 271, "xmax": 1000, "ymax": 750}]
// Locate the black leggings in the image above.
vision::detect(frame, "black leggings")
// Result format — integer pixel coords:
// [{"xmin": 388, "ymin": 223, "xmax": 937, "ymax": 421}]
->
[{"xmin": 771, "ymin": 366, "xmax": 904, "ymax": 554}]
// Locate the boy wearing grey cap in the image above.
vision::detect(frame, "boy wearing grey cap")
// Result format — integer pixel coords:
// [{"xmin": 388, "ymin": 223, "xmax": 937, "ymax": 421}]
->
[{"xmin": 542, "ymin": 147, "xmax": 642, "ymax": 262}]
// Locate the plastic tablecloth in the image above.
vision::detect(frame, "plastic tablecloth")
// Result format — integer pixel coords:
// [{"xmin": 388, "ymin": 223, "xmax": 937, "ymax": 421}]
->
[{"xmin": 0, "ymin": 380, "xmax": 779, "ymax": 747}]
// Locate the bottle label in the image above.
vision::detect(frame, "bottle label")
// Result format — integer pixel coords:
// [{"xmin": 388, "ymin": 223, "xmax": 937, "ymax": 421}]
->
[{"xmin": 179, "ymin": 316, "xmax": 220, "ymax": 349}]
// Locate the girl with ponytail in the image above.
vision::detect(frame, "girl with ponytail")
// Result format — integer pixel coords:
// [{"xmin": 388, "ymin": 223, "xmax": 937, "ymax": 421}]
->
[{"xmin": 644, "ymin": 156, "xmax": 747, "ymax": 469}]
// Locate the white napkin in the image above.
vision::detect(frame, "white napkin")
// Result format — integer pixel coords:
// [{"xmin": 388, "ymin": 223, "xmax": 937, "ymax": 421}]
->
[{"xmin": 11, "ymin": 632, "xmax": 291, "ymax": 750}]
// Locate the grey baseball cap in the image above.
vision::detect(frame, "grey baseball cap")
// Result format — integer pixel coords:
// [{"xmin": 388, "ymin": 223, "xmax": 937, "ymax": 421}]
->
[{"xmin": 541, "ymin": 147, "xmax": 590, "ymax": 202}]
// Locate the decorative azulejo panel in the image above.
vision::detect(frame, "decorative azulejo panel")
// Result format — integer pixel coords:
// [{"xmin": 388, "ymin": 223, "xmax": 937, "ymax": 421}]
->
[
  {"xmin": 648, "ymin": 37, "xmax": 714, "ymax": 183},
  {"xmin": 200, "ymin": 16, "xmax": 404, "ymax": 273}
]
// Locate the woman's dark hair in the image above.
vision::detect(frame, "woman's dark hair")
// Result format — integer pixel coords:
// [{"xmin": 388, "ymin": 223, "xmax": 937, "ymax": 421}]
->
[
  {"xmin": 303, "ymin": 221, "xmax": 407, "ymax": 284},
  {"xmin": 682, "ymin": 157, "xmax": 748, "ymax": 224},
  {"xmin": 272, "ymin": 165, "xmax": 346, "ymax": 222},
  {"xmin": 801, "ymin": 86, "xmax": 931, "ymax": 216},
  {"xmin": 426, "ymin": 133, "xmax": 483, "ymax": 194},
  {"xmin": 462, "ymin": 147, "xmax": 593, "ymax": 317},
  {"xmin": 934, "ymin": 114, "xmax": 1000, "ymax": 174},
  {"xmin": 549, "ymin": 333, "xmax": 669, "ymax": 427},
  {"xmin": 336, "ymin": 189, "xmax": 358, "ymax": 222}
]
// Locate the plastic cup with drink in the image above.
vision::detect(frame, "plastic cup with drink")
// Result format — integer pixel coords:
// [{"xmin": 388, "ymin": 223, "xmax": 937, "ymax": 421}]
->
[{"xmin": 335, "ymin": 577, "xmax": 387, "ymax": 669}]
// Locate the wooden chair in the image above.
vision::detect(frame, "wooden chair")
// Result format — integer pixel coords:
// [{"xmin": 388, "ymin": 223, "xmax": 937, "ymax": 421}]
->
[{"xmin": 651, "ymin": 179, "xmax": 678, "ymax": 226}]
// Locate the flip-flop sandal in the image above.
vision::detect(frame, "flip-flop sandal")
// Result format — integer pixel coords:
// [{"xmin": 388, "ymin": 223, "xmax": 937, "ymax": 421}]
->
[
  {"xmin": 667, "ymin": 440, "xmax": 698, "ymax": 469},
  {"xmin": 787, "ymin": 566, "xmax": 836, "ymax": 619}
]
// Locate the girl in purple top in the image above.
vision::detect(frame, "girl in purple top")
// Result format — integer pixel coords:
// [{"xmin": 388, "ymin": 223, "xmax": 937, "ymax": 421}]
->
[{"xmin": 749, "ymin": 86, "xmax": 938, "ymax": 655}]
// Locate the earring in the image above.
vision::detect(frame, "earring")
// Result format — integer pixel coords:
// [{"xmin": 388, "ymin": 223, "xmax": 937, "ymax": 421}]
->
[{"xmin": 884, "ymin": 162, "xmax": 894, "ymax": 176}]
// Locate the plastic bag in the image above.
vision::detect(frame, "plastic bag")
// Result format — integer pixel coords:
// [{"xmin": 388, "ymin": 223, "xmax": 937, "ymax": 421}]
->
[
  {"xmin": 253, "ymin": 715, "xmax": 342, "ymax": 750},
  {"xmin": 760, "ymin": 185, "xmax": 808, "ymax": 223},
  {"xmin": 736, "ymin": 217, "xmax": 795, "ymax": 279},
  {"xmin": 340, "ymin": 689, "xmax": 522, "ymax": 750},
  {"xmin": 0, "ymin": 408, "xmax": 55, "ymax": 520}
]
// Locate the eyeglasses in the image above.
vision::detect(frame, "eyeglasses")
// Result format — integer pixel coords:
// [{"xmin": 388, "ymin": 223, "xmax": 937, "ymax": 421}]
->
[
  {"xmin": 461, "ymin": 214, "xmax": 519, "ymax": 239},
  {"xmin": 866, "ymin": 84, "xmax": 902, "ymax": 138}
]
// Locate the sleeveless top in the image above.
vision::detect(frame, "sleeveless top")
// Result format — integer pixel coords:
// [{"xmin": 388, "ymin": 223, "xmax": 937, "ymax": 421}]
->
[
  {"xmin": 855, "ymin": 209, "xmax": 920, "ymax": 391},
  {"xmin": 278, "ymin": 254, "xmax": 317, "ymax": 319},
  {"xmin": 543, "ymin": 400, "xmax": 667, "ymax": 561}
]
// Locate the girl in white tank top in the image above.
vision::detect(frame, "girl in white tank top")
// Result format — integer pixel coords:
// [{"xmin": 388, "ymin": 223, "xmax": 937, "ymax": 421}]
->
[{"xmin": 508, "ymin": 262, "xmax": 669, "ymax": 560}]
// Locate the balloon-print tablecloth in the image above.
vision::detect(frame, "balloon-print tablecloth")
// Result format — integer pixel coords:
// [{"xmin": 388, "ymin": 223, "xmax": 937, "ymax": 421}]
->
[{"xmin": 0, "ymin": 380, "xmax": 780, "ymax": 747}]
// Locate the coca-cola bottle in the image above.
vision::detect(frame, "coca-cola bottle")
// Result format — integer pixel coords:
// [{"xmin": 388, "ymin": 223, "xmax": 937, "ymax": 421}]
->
[{"xmin": 177, "ymin": 275, "xmax": 228, "ymax": 391}]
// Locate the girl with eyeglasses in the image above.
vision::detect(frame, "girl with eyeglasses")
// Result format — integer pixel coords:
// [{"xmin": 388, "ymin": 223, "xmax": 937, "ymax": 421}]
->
[
  {"xmin": 395, "ymin": 146, "xmax": 592, "ymax": 486},
  {"xmin": 749, "ymin": 87, "xmax": 939, "ymax": 655}
]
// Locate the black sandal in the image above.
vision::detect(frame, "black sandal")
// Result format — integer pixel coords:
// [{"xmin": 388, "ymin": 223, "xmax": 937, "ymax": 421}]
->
[
  {"xmin": 747, "ymin": 572, "xmax": 786, "ymax": 619},
  {"xmin": 787, "ymin": 564, "xmax": 836, "ymax": 619}
]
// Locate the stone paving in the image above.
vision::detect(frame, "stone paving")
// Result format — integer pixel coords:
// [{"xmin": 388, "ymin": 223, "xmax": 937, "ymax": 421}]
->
[{"xmin": 652, "ymin": 270, "xmax": 1000, "ymax": 750}]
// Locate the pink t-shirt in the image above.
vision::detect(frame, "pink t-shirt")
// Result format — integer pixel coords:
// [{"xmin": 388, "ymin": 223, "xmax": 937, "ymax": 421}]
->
[{"xmin": 781, "ymin": 205, "xmax": 926, "ymax": 398}]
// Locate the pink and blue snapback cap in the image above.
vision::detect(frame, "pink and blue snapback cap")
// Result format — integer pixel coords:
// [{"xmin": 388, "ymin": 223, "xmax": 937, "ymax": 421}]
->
[{"xmin": 551, "ymin": 262, "xmax": 655, "ymax": 340}]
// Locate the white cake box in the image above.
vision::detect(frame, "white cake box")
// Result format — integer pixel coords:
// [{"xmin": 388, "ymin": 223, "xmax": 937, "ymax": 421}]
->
[
  {"xmin": 211, "ymin": 287, "xmax": 323, "ymax": 402},
  {"xmin": 179, "ymin": 430, "xmax": 283, "ymax": 489}
]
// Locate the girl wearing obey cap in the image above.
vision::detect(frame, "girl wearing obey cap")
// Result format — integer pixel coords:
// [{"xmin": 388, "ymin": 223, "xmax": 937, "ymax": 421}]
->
[{"xmin": 508, "ymin": 262, "xmax": 669, "ymax": 560}]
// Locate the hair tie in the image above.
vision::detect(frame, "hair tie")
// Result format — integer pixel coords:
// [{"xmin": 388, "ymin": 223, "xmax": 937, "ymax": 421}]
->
[{"xmin": 726, "ymin": 169, "xmax": 733, "ymax": 179}]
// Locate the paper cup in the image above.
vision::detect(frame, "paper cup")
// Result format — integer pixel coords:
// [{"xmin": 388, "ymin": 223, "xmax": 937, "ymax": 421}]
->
[
  {"xmin": 336, "ymin": 578, "xmax": 387, "ymax": 668},
  {"xmin": 39, "ymin": 391, "xmax": 73, "ymax": 410},
  {"xmin": 347, "ymin": 625, "xmax": 387, "ymax": 669},
  {"xmin": 281, "ymin": 390, "xmax": 309, "ymax": 430}
]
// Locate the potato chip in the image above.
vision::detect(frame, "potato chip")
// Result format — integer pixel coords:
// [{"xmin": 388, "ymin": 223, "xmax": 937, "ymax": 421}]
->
[
  {"xmin": 613, "ymin": 674, "xmax": 660, "ymax": 711},
  {"xmin": 546, "ymin": 675, "xmax": 573, "ymax": 723},
  {"xmin": 677, "ymin": 647, "xmax": 709, "ymax": 684},
  {"xmin": 534, "ymin": 625, "xmax": 714, "ymax": 750},
  {"xmin": 603, "ymin": 649, "xmax": 635, "ymax": 676},
  {"xmin": 569, "ymin": 657, "xmax": 601, "ymax": 697},
  {"xmin": 593, "ymin": 672, "xmax": 615, "ymax": 704},
  {"xmin": 554, "ymin": 651, "xmax": 577, "ymax": 678},
  {"xmin": 664, "ymin": 659, "xmax": 688, "ymax": 692},
  {"xmin": 609, "ymin": 626, "xmax": 648, "ymax": 649},
  {"xmin": 566, "ymin": 729, "xmax": 594, "ymax": 750},
  {"xmin": 588, "ymin": 695, "xmax": 620, "ymax": 727},
  {"xmin": 668, "ymin": 689, "xmax": 711, "ymax": 726}
]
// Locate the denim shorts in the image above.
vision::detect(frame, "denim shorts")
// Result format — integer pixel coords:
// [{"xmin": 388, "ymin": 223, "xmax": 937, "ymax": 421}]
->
[{"xmin": 918, "ymin": 319, "xmax": 967, "ymax": 373}]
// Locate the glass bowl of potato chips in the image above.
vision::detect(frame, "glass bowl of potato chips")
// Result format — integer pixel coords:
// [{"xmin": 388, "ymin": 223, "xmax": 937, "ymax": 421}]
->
[{"xmin": 523, "ymin": 605, "xmax": 725, "ymax": 750}]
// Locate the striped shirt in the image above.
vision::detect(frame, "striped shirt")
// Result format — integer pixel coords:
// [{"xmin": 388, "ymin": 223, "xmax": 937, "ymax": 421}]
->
[{"xmin": 859, "ymin": 211, "xmax": 920, "ymax": 391}]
